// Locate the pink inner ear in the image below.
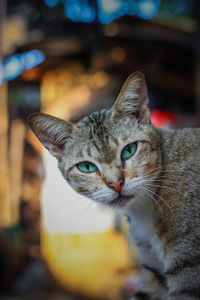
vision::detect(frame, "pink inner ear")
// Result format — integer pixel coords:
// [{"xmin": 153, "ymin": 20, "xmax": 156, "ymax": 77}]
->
[
  {"xmin": 133, "ymin": 111, "xmax": 139, "ymax": 119},
  {"xmin": 138, "ymin": 105, "xmax": 151, "ymax": 124},
  {"xmin": 37, "ymin": 131, "xmax": 64, "ymax": 156},
  {"xmin": 48, "ymin": 143, "xmax": 64, "ymax": 158},
  {"xmin": 112, "ymin": 72, "xmax": 150, "ymax": 124},
  {"xmin": 55, "ymin": 143, "xmax": 64, "ymax": 150}
]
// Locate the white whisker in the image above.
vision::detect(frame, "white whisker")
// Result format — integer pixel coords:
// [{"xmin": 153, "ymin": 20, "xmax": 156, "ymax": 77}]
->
[
  {"xmin": 142, "ymin": 165, "xmax": 164, "ymax": 176},
  {"xmin": 66, "ymin": 200, "xmax": 96, "ymax": 233},
  {"xmin": 139, "ymin": 186, "xmax": 161, "ymax": 208},
  {"xmin": 143, "ymin": 185, "xmax": 176, "ymax": 220},
  {"xmin": 144, "ymin": 183, "xmax": 188, "ymax": 199}
]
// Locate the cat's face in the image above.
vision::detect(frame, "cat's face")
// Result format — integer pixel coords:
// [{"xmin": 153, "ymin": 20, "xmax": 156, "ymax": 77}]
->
[
  {"xmin": 58, "ymin": 113, "xmax": 160, "ymax": 208},
  {"xmin": 28, "ymin": 72, "xmax": 162, "ymax": 209}
]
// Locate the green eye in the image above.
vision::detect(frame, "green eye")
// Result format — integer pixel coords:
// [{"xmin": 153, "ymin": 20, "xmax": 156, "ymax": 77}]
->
[
  {"xmin": 121, "ymin": 142, "xmax": 137, "ymax": 161},
  {"xmin": 77, "ymin": 161, "xmax": 98, "ymax": 173}
]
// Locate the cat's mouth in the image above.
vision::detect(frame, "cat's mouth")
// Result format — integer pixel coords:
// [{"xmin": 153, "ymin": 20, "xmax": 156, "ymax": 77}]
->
[{"xmin": 110, "ymin": 195, "xmax": 133, "ymax": 208}]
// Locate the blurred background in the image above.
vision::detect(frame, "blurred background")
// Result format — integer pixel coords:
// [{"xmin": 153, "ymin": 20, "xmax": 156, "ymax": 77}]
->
[{"xmin": 1, "ymin": 0, "xmax": 200, "ymax": 299}]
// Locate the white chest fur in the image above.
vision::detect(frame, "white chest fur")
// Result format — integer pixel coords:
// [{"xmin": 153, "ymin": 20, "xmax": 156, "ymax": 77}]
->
[
  {"xmin": 126, "ymin": 196, "xmax": 155, "ymax": 242},
  {"xmin": 125, "ymin": 196, "xmax": 165, "ymax": 269}
]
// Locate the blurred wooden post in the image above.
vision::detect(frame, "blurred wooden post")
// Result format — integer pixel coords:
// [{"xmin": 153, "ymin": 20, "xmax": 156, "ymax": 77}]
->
[
  {"xmin": 9, "ymin": 120, "xmax": 25, "ymax": 222},
  {"xmin": 0, "ymin": 0, "xmax": 11, "ymax": 226}
]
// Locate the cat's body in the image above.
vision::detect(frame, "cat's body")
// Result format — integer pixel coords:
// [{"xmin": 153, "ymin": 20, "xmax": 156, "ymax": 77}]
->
[
  {"xmin": 28, "ymin": 72, "xmax": 200, "ymax": 299},
  {"xmin": 128, "ymin": 127, "xmax": 200, "ymax": 300}
]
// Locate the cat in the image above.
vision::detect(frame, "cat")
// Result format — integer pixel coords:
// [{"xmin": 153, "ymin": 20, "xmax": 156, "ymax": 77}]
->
[{"xmin": 28, "ymin": 71, "xmax": 200, "ymax": 300}]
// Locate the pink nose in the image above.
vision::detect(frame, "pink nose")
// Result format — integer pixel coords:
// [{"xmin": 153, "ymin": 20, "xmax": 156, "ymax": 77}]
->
[{"xmin": 108, "ymin": 179, "xmax": 124, "ymax": 192}]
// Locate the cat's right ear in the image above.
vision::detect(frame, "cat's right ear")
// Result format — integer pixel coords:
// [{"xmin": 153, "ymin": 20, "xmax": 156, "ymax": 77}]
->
[
  {"xmin": 112, "ymin": 71, "xmax": 150, "ymax": 124},
  {"xmin": 28, "ymin": 113, "xmax": 77, "ymax": 159}
]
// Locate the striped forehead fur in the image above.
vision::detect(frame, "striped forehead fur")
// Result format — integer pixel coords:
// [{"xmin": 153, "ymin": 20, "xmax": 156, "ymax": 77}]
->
[
  {"xmin": 77, "ymin": 110, "xmax": 111, "ymax": 150},
  {"xmin": 77, "ymin": 109, "xmax": 111, "ymax": 128},
  {"xmin": 76, "ymin": 109, "xmax": 138, "ymax": 148}
]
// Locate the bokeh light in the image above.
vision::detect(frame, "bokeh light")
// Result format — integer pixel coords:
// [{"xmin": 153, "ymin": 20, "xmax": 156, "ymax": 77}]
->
[
  {"xmin": 44, "ymin": 0, "xmax": 59, "ymax": 7},
  {"xmin": 2, "ymin": 50, "xmax": 45, "ymax": 82},
  {"xmin": 134, "ymin": 0, "xmax": 160, "ymax": 19}
]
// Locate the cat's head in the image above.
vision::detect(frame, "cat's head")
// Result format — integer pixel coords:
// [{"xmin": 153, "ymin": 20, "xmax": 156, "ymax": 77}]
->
[{"xmin": 28, "ymin": 72, "xmax": 161, "ymax": 209}]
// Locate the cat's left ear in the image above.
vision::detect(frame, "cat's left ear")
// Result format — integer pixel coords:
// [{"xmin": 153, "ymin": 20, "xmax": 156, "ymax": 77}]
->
[
  {"xmin": 28, "ymin": 113, "xmax": 77, "ymax": 159},
  {"xmin": 112, "ymin": 71, "xmax": 150, "ymax": 124}
]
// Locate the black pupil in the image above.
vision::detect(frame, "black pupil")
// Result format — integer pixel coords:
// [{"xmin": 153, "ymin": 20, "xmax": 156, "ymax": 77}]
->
[
  {"xmin": 85, "ymin": 163, "xmax": 90, "ymax": 170},
  {"xmin": 127, "ymin": 145, "xmax": 131, "ymax": 154}
]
